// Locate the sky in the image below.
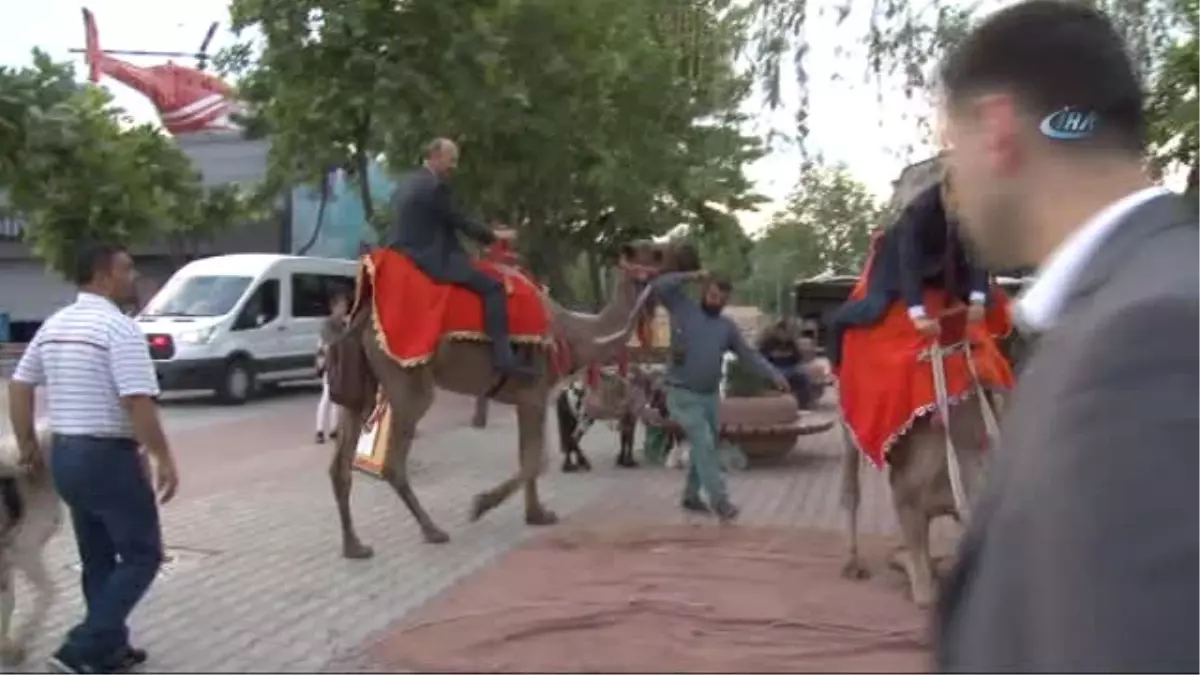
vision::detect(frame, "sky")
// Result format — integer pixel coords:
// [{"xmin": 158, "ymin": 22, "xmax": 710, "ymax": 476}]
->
[{"xmin": 0, "ymin": 0, "xmax": 951, "ymax": 235}]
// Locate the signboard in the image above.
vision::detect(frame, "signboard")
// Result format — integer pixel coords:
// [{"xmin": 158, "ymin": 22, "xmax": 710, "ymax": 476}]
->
[{"xmin": 353, "ymin": 392, "xmax": 390, "ymax": 477}]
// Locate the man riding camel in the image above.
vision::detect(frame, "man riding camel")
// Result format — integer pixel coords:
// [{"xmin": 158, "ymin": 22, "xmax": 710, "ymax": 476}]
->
[
  {"xmin": 826, "ymin": 174, "xmax": 992, "ymax": 368},
  {"xmin": 386, "ymin": 138, "xmax": 533, "ymax": 379}
]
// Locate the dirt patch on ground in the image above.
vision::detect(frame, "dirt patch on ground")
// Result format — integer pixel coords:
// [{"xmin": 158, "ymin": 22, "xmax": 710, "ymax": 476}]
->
[{"xmin": 344, "ymin": 524, "xmax": 935, "ymax": 673}]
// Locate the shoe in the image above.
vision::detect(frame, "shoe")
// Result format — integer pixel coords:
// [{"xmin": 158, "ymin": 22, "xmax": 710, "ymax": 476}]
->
[
  {"xmin": 110, "ymin": 646, "xmax": 147, "ymax": 673},
  {"xmin": 329, "ymin": 430, "xmax": 338, "ymax": 440},
  {"xmin": 494, "ymin": 358, "xmax": 538, "ymax": 380},
  {"xmin": 315, "ymin": 432, "xmax": 326, "ymax": 444},
  {"xmin": 714, "ymin": 501, "xmax": 740, "ymax": 523},
  {"xmin": 681, "ymin": 496, "xmax": 711, "ymax": 514}
]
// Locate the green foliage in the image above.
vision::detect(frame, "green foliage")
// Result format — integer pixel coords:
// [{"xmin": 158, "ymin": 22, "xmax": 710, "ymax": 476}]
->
[
  {"xmin": 0, "ymin": 50, "xmax": 250, "ymax": 277},
  {"xmin": 1143, "ymin": 0, "xmax": 1199, "ymax": 171},
  {"xmin": 741, "ymin": 159, "xmax": 882, "ymax": 313},
  {"xmin": 222, "ymin": 0, "xmax": 766, "ymax": 296}
]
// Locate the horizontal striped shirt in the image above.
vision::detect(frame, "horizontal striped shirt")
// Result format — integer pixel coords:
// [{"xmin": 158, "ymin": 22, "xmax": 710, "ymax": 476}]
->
[{"xmin": 13, "ymin": 292, "xmax": 159, "ymax": 438}]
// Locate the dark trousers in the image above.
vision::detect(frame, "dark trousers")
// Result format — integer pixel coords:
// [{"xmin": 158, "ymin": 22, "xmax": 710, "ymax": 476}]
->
[
  {"xmin": 457, "ymin": 268, "xmax": 516, "ymax": 362},
  {"xmin": 825, "ymin": 292, "xmax": 892, "ymax": 366},
  {"xmin": 50, "ymin": 435, "xmax": 163, "ymax": 663},
  {"xmin": 779, "ymin": 365, "xmax": 816, "ymax": 409}
]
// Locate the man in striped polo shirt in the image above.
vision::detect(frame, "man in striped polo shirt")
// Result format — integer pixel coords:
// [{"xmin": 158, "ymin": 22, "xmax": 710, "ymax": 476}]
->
[{"xmin": 7, "ymin": 243, "xmax": 179, "ymax": 674}]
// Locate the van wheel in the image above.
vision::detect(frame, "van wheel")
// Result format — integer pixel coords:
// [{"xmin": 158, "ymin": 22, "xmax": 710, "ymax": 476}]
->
[{"xmin": 217, "ymin": 358, "xmax": 255, "ymax": 405}]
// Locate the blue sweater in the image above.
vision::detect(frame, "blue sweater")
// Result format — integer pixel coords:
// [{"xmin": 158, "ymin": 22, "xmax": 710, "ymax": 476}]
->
[{"xmin": 652, "ymin": 272, "xmax": 780, "ymax": 394}]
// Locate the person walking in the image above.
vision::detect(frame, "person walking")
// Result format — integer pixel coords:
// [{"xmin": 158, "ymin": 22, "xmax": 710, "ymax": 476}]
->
[
  {"xmin": 934, "ymin": 1, "xmax": 1198, "ymax": 671},
  {"xmin": 651, "ymin": 270, "xmax": 789, "ymax": 521},
  {"xmin": 315, "ymin": 290, "xmax": 350, "ymax": 444},
  {"xmin": 7, "ymin": 243, "xmax": 179, "ymax": 674}
]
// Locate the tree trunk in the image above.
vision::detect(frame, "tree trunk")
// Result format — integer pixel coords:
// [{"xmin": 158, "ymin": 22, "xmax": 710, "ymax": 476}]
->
[
  {"xmin": 296, "ymin": 173, "xmax": 331, "ymax": 256},
  {"xmin": 585, "ymin": 249, "xmax": 605, "ymax": 311}
]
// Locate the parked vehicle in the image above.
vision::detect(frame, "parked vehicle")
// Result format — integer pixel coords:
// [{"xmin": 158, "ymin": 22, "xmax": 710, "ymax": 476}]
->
[{"xmin": 136, "ymin": 254, "xmax": 357, "ymax": 404}]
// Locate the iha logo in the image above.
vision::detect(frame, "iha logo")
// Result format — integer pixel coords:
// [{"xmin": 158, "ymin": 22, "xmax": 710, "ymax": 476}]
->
[{"xmin": 1039, "ymin": 107, "xmax": 1098, "ymax": 140}]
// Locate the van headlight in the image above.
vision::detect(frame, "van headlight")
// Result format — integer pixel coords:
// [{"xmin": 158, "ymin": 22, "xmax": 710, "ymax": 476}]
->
[{"xmin": 177, "ymin": 326, "xmax": 217, "ymax": 345}]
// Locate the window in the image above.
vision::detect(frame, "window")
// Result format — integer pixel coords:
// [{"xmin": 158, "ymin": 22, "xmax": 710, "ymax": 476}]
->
[
  {"xmin": 140, "ymin": 275, "xmax": 253, "ymax": 318},
  {"xmin": 291, "ymin": 273, "xmax": 355, "ymax": 318},
  {"xmin": 233, "ymin": 279, "xmax": 280, "ymax": 330}
]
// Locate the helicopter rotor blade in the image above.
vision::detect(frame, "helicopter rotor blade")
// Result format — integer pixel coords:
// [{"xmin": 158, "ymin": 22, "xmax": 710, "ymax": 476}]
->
[{"xmin": 199, "ymin": 22, "xmax": 218, "ymax": 56}]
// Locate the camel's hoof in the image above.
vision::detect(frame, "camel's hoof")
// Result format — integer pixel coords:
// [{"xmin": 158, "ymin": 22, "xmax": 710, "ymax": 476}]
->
[
  {"xmin": 841, "ymin": 560, "xmax": 870, "ymax": 580},
  {"xmin": 470, "ymin": 494, "xmax": 493, "ymax": 522},
  {"xmin": 423, "ymin": 528, "xmax": 451, "ymax": 544},
  {"xmin": 525, "ymin": 508, "xmax": 559, "ymax": 526},
  {"xmin": 343, "ymin": 542, "xmax": 375, "ymax": 560},
  {"xmin": 0, "ymin": 642, "xmax": 26, "ymax": 666}
]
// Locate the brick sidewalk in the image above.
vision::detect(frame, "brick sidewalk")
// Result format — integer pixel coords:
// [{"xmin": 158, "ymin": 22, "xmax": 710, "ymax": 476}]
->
[{"xmin": 3, "ymin": 406, "xmax": 910, "ymax": 673}]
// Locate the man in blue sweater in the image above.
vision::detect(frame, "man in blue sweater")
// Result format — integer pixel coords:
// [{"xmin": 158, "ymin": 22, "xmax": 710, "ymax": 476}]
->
[{"xmin": 652, "ymin": 270, "xmax": 789, "ymax": 521}]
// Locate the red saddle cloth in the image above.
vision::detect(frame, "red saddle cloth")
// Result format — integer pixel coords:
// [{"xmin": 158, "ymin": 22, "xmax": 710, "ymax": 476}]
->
[
  {"xmin": 838, "ymin": 249, "xmax": 1016, "ymax": 468},
  {"xmin": 352, "ymin": 246, "xmax": 550, "ymax": 367}
]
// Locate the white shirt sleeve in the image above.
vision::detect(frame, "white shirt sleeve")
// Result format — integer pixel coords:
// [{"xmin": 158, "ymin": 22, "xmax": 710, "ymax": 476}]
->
[
  {"xmin": 11, "ymin": 340, "xmax": 44, "ymax": 385},
  {"xmin": 108, "ymin": 319, "xmax": 161, "ymax": 398}
]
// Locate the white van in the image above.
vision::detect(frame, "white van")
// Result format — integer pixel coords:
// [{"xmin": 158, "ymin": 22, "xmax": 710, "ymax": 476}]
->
[{"xmin": 136, "ymin": 254, "xmax": 358, "ymax": 404}]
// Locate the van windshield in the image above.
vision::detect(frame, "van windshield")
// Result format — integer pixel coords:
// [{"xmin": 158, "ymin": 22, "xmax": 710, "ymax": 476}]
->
[{"xmin": 141, "ymin": 275, "xmax": 254, "ymax": 318}]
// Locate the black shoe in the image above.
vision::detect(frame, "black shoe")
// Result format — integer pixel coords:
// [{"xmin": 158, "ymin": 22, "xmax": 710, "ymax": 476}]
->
[
  {"xmin": 714, "ymin": 501, "xmax": 740, "ymax": 523},
  {"xmin": 681, "ymin": 496, "xmax": 712, "ymax": 514},
  {"xmin": 329, "ymin": 430, "xmax": 338, "ymax": 440},
  {"xmin": 494, "ymin": 356, "xmax": 538, "ymax": 380},
  {"xmin": 110, "ymin": 646, "xmax": 147, "ymax": 673},
  {"xmin": 315, "ymin": 432, "xmax": 326, "ymax": 444}
]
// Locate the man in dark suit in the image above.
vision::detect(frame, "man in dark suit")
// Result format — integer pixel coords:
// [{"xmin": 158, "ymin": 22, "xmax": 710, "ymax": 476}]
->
[
  {"xmin": 935, "ymin": 1, "xmax": 1198, "ymax": 671},
  {"xmin": 825, "ymin": 179, "xmax": 991, "ymax": 366},
  {"xmin": 387, "ymin": 138, "xmax": 532, "ymax": 378}
]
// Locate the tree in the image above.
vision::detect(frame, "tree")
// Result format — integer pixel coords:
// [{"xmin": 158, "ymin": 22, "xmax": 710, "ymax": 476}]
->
[
  {"xmin": 223, "ymin": 0, "xmax": 766, "ymax": 302},
  {"xmin": 749, "ymin": 0, "xmax": 1198, "ymax": 175},
  {"xmin": 0, "ymin": 51, "xmax": 249, "ymax": 276},
  {"xmin": 742, "ymin": 160, "xmax": 882, "ymax": 313}
]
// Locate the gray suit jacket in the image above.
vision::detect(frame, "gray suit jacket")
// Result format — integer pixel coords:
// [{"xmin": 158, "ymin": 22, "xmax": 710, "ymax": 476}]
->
[
  {"xmin": 385, "ymin": 167, "xmax": 495, "ymax": 284},
  {"xmin": 936, "ymin": 194, "xmax": 1199, "ymax": 672}
]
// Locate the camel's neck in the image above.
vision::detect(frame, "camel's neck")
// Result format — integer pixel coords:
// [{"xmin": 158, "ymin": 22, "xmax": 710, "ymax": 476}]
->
[{"xmin": 543, "ymin": 275, "xmax": 648, "ymax": 375}]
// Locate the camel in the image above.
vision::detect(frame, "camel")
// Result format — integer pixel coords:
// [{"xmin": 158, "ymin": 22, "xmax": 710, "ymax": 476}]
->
[
  {"xmin": 328, "ymin": 241, "xmax": 695, "ymax": 559},
  {"xmin": 839, "ymin": 391, "xmax": 999, "ymax": 607}
]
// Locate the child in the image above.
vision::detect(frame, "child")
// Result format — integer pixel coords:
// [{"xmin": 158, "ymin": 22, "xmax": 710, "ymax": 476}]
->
[{"xmin": 315, "ymin": 290, "xmax": 350, "ymax": 444}]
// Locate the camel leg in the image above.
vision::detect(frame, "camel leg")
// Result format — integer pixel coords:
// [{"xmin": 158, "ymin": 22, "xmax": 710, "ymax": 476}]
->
[
  {"xmin": 330, "ymin": 409, "xmax": 373, "ymax": 559},
  {"xmin": 470, "ymin": 399, "xmax": 556, "ymax": 525},
  {"xmin": 471, "ymin": 394, "xmax": 489, "ymax": 429},
  {"xmin": 839, "ymin": 422, "xmax": 869, "ymax": 579},
  {"xmin": 2, "ymin": 551, "xmax": 53, "ymax": 665},
  {"xmin": 378, "ymin": 367, "xmax": 448, "ymax": 544},
  {"xmin": 892, "ymin": 484, "xmax": 936, "ymax": 608},
  {"xmin": 519, "ymin": 401, "xmax": 557, "ymax": 525}
]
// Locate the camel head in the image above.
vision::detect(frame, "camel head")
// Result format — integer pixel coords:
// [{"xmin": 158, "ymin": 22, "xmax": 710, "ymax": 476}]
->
[{"xmin": 616, "ymin": 240, "xmax": 701, "ymax": 333}]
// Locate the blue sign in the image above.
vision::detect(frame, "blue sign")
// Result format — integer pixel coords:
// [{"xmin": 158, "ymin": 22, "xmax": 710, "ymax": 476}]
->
[{"xmin": 1039, "ymin": 107, "xmax": 1098, "ymax": 141}]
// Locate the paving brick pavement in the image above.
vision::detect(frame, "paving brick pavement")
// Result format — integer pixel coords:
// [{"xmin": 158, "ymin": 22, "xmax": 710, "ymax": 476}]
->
[{"xmin": 1, "ymin": 402, "xmax": 922, "ymax": 673}]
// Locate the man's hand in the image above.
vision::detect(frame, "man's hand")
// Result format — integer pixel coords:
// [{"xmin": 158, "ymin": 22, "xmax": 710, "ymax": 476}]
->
[
  {"xmin": 154, "ymin": 454, "xmax": 179, "ymax": 504},
  {"xmin": 913, "ymin": 316, "xmax": 941, "ymax": 336},
  {"xmin": 967, "ymin": 302, "xmax": 986, "ymax": 325},
  {"xmin": 17, "ymin": 439, "xmax": 45, "ymax": 478},
  {"xmin": 772, "ymin": 374, "xmax": 791, "ymax": 393},
  {"xmin": 494, "ymin": 228, "xmax": 517, "ymax": 242}
]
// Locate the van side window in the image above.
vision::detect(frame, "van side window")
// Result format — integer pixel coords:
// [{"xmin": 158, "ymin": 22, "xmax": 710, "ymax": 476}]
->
[
  {"xmin": 292, "ymin": 273, "xmax": 355, "ymax": 318},
  {"xmin": 232, "ymin": 279, "xmax": 280, "ymax": 330}
]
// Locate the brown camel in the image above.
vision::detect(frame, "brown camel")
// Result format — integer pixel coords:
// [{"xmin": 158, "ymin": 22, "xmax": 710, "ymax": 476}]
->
[
  {"xmin": 328, "ymin": 241, "xmax": 694, "ymax": 559},
  {"xmin": 839, "ymin": 390, "xmax": 1000, "ymax": 607}
]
